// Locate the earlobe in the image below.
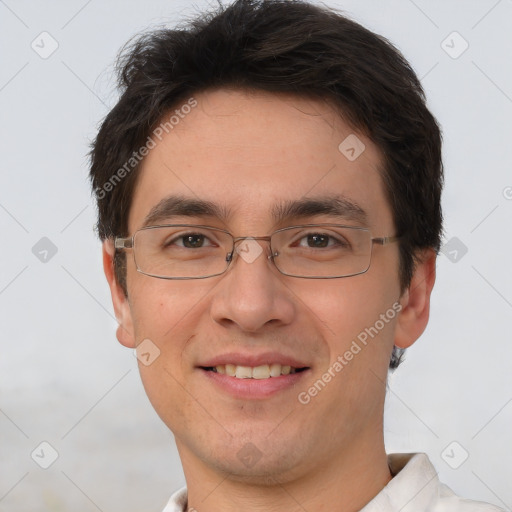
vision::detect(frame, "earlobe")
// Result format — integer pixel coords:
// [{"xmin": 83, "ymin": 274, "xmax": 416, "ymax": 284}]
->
[
  {"xmin": 394, "ymin": 249, "xmax": 437, "ymax": 349},
  {"xmin": 102, "ymin": 240, "xmax": 136, "ymax": 348}
]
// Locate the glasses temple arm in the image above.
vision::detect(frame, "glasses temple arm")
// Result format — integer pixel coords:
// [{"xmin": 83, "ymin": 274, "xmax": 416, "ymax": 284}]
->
[
  {"xmin": 114, "ymin": 237, "xmax": 133, "ymax": 250},
  {"xmin": 372, "ymin": 235, "xmax": 400, "ymax": 246}
]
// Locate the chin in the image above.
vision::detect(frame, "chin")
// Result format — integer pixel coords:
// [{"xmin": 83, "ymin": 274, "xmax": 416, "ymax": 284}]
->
[
  {"xmin": 211, "ymin": 456, "xmax": 303, "ymax": 485},
  {"xmin": 196, "ymin": 434, "xmax": 313, "ymax": 485}
]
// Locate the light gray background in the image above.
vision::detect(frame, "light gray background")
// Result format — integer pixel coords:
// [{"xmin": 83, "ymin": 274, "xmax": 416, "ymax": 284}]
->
[{"xmin": 1, "ymin": 0, "xmax": 511, "ymax": 511}]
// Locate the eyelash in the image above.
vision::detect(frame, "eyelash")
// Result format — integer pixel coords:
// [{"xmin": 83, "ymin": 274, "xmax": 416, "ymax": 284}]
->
[{"xmin": 164, "ymin": 231, "xmax": 349, "ymax": 250}]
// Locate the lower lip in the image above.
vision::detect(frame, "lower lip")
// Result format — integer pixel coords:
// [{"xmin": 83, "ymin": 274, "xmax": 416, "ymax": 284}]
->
[{"xmin": 199, "ymin": 368, "xmax": 309, "ymax": 399}]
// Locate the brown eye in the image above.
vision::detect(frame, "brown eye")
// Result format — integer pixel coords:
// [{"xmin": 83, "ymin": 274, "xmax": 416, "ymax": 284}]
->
[
  {"xmin": 307, "ymin": 234, "xmax": 330, "ymax": 248},
  {"xmin": 163, "ymin": 232, "xmax": 215, "ymax": 249},
  {"xmin": 182, "ymin": 234, "xmax": 206, "ymax": 248}
]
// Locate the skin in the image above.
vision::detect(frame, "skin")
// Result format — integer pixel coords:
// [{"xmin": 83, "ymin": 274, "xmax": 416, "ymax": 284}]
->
[{"xmin": 103, "ymin": 88, "xmax": 436, "ymax": 512}]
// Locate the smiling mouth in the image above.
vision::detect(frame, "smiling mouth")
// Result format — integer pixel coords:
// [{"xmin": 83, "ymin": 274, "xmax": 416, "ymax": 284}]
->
[{"xmin": 201, "ymin": 364, "xmax": 309, "ymax": 379}]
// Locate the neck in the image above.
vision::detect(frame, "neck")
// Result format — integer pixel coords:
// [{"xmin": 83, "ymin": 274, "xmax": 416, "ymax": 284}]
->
[{"xmin": 178, "ymin": 434, "xmax": 392, "ymax": 512}]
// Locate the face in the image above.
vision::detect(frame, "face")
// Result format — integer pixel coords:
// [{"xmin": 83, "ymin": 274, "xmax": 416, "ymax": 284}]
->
[{"xmin": 104, "ymin": 88, "xmax": 434, "ymax": 484}]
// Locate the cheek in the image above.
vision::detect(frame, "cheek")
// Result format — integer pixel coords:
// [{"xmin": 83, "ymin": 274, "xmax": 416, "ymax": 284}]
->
[
  {"xmin": 127, "ymin": 278, "xmax": 205, "ymax": 430},
  {"xmin": 127, "ymin": 271, "xmax": 211, "ymax": 341},
  {"xmin": 301, "ymin": 277, "xmax": 399, "ymax": 408},
  {"xmin": 127, "ymin": 275, "xmax": 220, "ymax": 389},
  {"xmin": 295, "ymin": 273, "xmax": 399, "ymax": 345}
]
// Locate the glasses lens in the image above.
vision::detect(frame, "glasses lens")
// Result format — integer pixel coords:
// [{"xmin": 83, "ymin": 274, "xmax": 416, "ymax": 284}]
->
[
  {"xmin": 133, "ymin": 226, "xmax": 232, "ymax": 278},
  {"xmin": 271, "ymin": 225, "xmax": 372, "ymax": 278}
]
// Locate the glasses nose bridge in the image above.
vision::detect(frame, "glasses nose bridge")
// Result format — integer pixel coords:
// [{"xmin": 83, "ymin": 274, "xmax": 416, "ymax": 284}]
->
[
  {"xmin": 227, "ymin": 235, "xmax": 277, "ymax": 265},
  {"xmin": 232, "ymin": 234, "xmax": 272, "ymax": 245}
]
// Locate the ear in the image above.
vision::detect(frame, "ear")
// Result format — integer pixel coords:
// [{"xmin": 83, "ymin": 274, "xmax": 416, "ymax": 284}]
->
[
  {"xmin": 102, "ymin": 240, "xmax": 136, "ymax": 348},
  {"xmin": 394, "ymin": 249, "xmax": 437, "ymax": 349}
]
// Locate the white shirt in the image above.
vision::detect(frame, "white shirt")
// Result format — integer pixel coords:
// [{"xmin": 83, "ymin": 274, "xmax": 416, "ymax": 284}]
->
[{"xmin": 162, "ymin": 453, "xmax": 504, "ymax": 512}]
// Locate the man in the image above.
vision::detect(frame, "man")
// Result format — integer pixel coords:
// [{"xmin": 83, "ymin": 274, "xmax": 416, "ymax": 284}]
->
[{"xmin": 89, "ymin": 1, "xmax": 503, "ymax": 510}]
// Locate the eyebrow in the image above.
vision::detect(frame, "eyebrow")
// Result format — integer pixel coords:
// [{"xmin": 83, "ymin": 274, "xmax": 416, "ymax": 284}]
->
[
  {"xmin": 271, "ymin": 196, "xmax": 368, "ymax": 225},
  {"xmin": 142, "ymin": 194, "xmax": 367, "ymax": 228},
  {"xmin": 142, "ymin": 195, "xmax": 231, "ymax": 227}
]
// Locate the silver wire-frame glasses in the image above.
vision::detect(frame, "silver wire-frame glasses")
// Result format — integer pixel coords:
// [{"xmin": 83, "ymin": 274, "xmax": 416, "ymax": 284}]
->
[{"xmin": 114, "ymin": 224, "xmax": 400, "ymax": 280}]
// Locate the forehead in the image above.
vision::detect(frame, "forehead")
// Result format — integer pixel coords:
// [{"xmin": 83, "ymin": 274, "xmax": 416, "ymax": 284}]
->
[{"xmin": 129, "ymin": 88, "xmax": 393, "ymax": 234}]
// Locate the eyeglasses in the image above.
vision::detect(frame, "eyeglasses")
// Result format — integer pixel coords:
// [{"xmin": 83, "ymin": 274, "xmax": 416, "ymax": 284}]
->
[{"xmin": 114, "ymin": 224, "xmax": 399, "ymax": 280}]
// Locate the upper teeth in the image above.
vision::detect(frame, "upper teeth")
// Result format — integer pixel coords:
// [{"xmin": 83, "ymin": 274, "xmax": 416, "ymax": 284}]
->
[{"xmin": 214, "ymin": 364, "xmax": 297, "ymax": 379}]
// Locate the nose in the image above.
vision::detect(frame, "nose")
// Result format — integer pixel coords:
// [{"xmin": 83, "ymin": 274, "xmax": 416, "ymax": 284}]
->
[{"xmin": 209, "ymin": 238, "xmax": 295, "ymax": 333}]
